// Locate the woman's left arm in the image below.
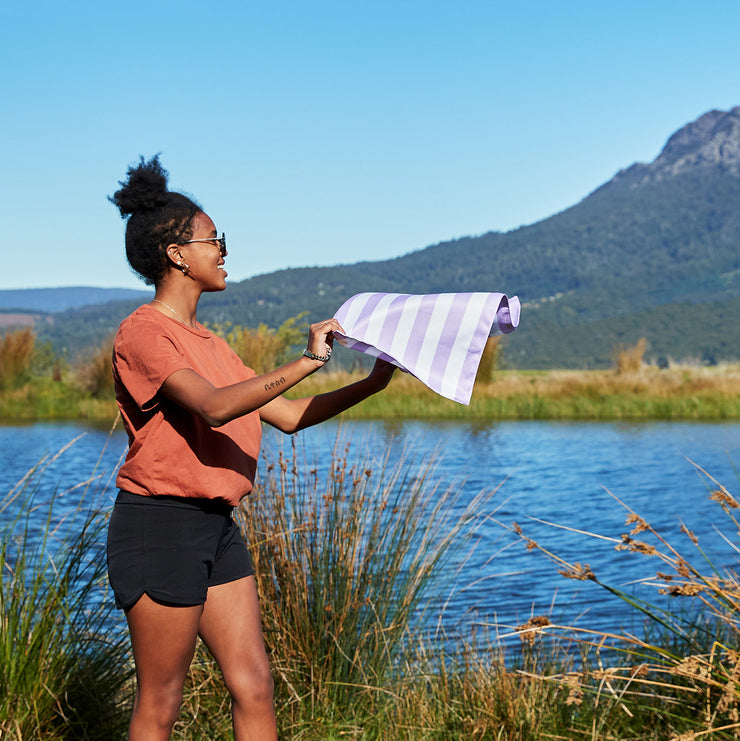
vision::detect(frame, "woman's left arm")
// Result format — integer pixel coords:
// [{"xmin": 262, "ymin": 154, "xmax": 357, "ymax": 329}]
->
[{"xmin": 259, "ymin": 358, "xmax": 396, "ymax": 433}]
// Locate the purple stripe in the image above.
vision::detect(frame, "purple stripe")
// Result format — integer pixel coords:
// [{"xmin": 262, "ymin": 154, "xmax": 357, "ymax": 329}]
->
[
  {"xmin": 349, "ymin": 292, "xmax": 387, "ymax": 333},
  {"xmin": 401, "ymin": 294, "xmax": 437, "ymax": 371},
  {"xmin": 337, "ymin": 337, "xmax": 407, "ymax": 371},
  {"xmin": 426, "ymin": 294, "xmax": 475, "ymax": 395},
  {"xmin": 374, "ymin": 294, "xmax": 410, "ymax": 349}
]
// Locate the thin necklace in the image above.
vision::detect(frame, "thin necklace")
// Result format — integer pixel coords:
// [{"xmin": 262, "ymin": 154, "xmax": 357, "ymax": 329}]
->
[{"xmin": 151, "ymin": 299, "xmax": 190, "ymax": 326}]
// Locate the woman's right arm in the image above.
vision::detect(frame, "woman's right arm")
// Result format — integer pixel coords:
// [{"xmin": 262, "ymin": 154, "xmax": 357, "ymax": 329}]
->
[{"xmin": 159, "ymin": 318, "xmax": 340, "ymax": 427}]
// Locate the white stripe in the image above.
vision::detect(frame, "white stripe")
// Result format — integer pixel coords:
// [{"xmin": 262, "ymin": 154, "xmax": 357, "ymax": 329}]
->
[
  {"xmin": 415, "ymin": 293, "xmax": 456, "ymax": 385},
  {"xmin": 439, "ymin": 293, "xmax": 489, "ymax": 400},
  {"xmin": 387, "ymin": 294, "xmax": 423, "ymax": 362},
  {"xmin": 338, "ymin": 293, "xmax": 376, "ymax": 329},
  {"xmin": 359, "ymin": 293, "xmax": 400, "ymax": 347}
]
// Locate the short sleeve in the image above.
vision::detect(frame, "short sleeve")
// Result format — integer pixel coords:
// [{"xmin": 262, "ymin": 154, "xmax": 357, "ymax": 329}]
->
[{"xmin": 113, "ymin": 315, "xmax": 191, "ymax": 411}]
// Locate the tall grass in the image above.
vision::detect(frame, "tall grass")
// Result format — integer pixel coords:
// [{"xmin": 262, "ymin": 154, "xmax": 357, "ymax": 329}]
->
[
  {"xmin": 5, "ymin": 429, "xmax": 740, "ymax": 738},
  {"xmin": 508, "ymin": 460, "xmax": 740, "ymax": 739},
  {"xmin": 613, "ymin": 337, "xmax": 648, "ymax": 374},
  {"xmin": 0, "ymin": 436, "xmax": 131, "ymax": 740},
  {"xmin": 236, "ymin": 433, "xmax": 499, "ymax": 737},
  {"xmin": 0, "ymin": 327, "xmax": 36, "ymax": 390},
  {"xmin": 283, "ymin": 364, "xmax": 740, "ymax": 421},
  {"xmin": 4, "ymin": 357, "xmax": 740, "ymax": 422},
  {"xmin": 74, "ymin": 337, "xmax": 115, "ymax": 399}
]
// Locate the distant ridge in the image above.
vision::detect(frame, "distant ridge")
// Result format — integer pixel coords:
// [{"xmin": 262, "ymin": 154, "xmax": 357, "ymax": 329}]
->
[
  {"xmin": 13, "ymin": 106, "xmax": 740, "ymax": 368},
  {"xmin": 0, "ymin": 286, "xmax": 150, "ymax": 313}
]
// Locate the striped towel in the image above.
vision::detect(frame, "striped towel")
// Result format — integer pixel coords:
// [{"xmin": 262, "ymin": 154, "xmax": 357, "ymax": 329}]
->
[{"xmin": 333, "ymin": 292, "xmax": 521, "ymax": 405}]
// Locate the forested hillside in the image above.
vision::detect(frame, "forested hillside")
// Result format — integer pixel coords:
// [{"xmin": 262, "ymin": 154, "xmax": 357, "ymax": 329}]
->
[{"xmin": 18, "ymin": 106, "xmax": 740, "ymax": 368}]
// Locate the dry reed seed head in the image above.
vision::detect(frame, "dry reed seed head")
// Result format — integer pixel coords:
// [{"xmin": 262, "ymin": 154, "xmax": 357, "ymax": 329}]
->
[
  {"xmin": 657, "ymin": 571, "xmax": 674, "ymax": 581},
  {"xmin": 591, "ymin": 666, "xmax": 619, "ymax": 681},
  {"xmin": 718, "ymin": 664, "xmax": 740, "ymax": 714},
  {"xmin": 563, "ymin": 673, "xmax": 584, "ymax": 706},
  {"xmin": 659, "ymin": 582, "xmax": 706, "ymax": 597},
  {"xmin": 625, "ymin": 512, "xmax": 650, "ymax": 534},
  {"xmin": 558, "ymin": 562, "xmax": 596, "ymax": 580},
  {"xmin": 710, "ymin": 487, "xmax": 740, "ymax": 509},
  {"xmin": 677, "ymin": 558, "xmax": 691, "ymax": 577},
  {"xmin": 671, "ymin": 655, "xmax": 712, "ymax": 680},
  {"xmin": 615, "ymin": 534, "xmax": 658, "ymax": 555},
  {"xmin": 515, "ymin": 615, "xmax": 551, "ymax": 644},
  {"xmin": 512, "ymin": 521, "xmax": 523, "ymax": 536},
  {"xmin": 671, "ymin": 732, "xmax": 697, "ymax": 741}
]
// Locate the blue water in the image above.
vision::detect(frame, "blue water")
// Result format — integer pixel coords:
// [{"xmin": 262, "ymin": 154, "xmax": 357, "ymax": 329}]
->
[{"xmin": 2, "ymin": 419, "xmax": 739, "ymax": 646}]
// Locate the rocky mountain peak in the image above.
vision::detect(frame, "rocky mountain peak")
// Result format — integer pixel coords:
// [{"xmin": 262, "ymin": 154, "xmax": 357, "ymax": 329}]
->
[
  {"xmin": 654, "ymin": 106, "xmax": 740, "ymax": 172},
  {"xmin": 609, "ymin": 106, "xmax": 740, "ymax": 187}
]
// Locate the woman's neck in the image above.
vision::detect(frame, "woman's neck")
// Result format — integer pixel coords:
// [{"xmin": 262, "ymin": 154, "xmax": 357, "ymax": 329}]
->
[{"xmin": 151, "ymin": 285, "xmax": 199, "ymax": 327}]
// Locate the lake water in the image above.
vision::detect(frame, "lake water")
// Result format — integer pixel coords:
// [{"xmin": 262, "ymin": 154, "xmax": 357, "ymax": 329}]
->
[{"xmin": 2, "ymin": 419, "xmax": 740, "ymax": 647}]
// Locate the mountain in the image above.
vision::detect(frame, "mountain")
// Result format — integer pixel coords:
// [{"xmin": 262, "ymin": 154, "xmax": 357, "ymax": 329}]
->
[
  {"xmin": 20, "ymin": 106, "xmax": 740, "ymax": 368},
  {"xmin": 0, "ymin": 286, "xmax": 150, "ymax": 313}
]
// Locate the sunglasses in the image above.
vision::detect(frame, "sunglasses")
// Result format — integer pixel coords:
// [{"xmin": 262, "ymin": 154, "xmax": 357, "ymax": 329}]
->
[{"xmin": 178, "ymin": 232, "xmax": 227, "ymax": 256}]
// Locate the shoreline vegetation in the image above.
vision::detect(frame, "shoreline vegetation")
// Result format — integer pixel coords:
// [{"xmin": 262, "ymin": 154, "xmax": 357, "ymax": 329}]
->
[
  {"xmin": 2, "ymin": 324, "xmax": 740, "ymax": 422},
  {"xmin": 2, "ymin": 364, "xmax": 740, "ymax": 423},
  {"xmin": 3, "ymin": 434, "xmax": 740, "ymax": 739}
]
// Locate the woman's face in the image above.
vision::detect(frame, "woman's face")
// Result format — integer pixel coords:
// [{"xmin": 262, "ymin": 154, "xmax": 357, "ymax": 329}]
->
[{"xmin": 178, "ymin": 211, "xmax": 228, "ymax": 292}]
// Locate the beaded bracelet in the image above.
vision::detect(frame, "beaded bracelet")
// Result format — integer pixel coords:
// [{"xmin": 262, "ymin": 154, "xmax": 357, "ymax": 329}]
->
[{"xmin": 302, "ymin": 347, "xmax": 332, "ymax": 363}]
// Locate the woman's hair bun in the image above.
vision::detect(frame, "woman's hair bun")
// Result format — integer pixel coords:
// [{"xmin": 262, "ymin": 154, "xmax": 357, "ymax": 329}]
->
[{"xmin": 109, "ymin": 154, "xmax": 171, "ymax": 218}]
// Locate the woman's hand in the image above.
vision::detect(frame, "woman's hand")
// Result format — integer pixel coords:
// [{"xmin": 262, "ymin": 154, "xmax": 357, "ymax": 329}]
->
[
  {"xmin": 304, "ymin": 318, "xmax": 344, "ymax": 363},
  {"xmin": 367, "ymin": 357, "xmax": 397, "ymax": 391}
]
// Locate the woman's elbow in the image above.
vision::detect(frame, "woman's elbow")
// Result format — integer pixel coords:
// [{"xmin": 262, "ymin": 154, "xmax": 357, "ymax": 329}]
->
[{"xmin": 197, "ymin": 402, "xmax": 232, "ymax": 428}]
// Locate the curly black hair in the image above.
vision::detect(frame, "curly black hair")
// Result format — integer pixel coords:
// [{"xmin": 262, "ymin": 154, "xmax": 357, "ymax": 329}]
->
[{"xmin": 109, "ymin": 155, "xmax": 202, "ymax": 285}]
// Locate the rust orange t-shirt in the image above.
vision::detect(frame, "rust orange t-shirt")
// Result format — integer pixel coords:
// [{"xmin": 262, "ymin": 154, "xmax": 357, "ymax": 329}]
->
[{"xmin": 113, "ymin": 304, "xmax": 262, "ymax": 506}]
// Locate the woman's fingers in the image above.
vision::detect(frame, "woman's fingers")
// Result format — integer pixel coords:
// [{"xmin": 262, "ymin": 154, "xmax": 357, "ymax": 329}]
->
[{"xmin": 306, "ymin": 318, "xmax": 344, "ymax": 357}]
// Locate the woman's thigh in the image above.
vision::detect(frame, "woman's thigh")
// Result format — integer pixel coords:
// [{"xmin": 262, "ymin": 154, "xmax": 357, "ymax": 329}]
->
[
  {"xmin": 198, "ymin": 576, "xmax": 271, "ymax": 692},
  {"xmin": 126, "ymin": 594, "xmax": 204, "ymax": 696}
]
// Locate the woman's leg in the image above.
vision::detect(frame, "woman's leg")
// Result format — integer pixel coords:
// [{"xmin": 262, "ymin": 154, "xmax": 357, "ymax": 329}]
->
[
  {"xmin": 198, "ymin": 575, "xmax": 277, "ymax": 741},
  {"xmin": 125, "ymin": 594, "xmax": 203, "ymax": 740}
]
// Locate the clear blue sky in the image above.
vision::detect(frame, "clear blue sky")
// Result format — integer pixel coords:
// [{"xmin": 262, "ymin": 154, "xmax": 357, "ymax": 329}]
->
[{"xmin": 2, "ymin": 0, "xmax": 738, "ymax": 290}]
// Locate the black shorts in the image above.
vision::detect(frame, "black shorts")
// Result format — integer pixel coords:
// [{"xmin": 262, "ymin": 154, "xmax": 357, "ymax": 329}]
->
[{"xmin": 106, "ymin": 490, "xmax": 255, "ymax": 611}]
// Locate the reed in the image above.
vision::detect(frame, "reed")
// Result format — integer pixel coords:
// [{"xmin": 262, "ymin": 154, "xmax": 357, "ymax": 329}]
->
[
  {"xmin": 235, "ymin": 433, "xmax": 500, "ymax": 736},
  {"xmin": 0, "ymin": 436, "xmax": 131, "ymax": 739},
  {"xmin": 75, "ymin": 336, "xmax": 116, "ymax": 399},
  {"xmin": 507, "ymin": 461, "xmax": 740, "ymax": 739},
  {"xmin": 4, "ymin": 431, "xmax": 740, "ymax": 738},
  {"xmin": 0, "ymin": 327, "xmax": 36, "ymax": 390},
  {"xmin": 614, "ymin": 337, "xmax": 648, "ymax": 374}
]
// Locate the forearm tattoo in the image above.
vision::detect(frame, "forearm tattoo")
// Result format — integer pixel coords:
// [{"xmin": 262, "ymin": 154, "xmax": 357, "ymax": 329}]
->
[{"xmin": 264, "ymin": 376, "xmax": 287, "ymax": 392}]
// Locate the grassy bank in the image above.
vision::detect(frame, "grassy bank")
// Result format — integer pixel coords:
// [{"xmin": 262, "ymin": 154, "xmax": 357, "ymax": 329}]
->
[
  {"xmin": 3, "ymin": 364, "xmax": 740, "ymax": 422},
  {"xmin": 332, "ymin": 363, "xmax": 740, "ymax": 420},
  {"xmin": 3, "ymin": 435, "xmax": 740, "ymax": 739}
]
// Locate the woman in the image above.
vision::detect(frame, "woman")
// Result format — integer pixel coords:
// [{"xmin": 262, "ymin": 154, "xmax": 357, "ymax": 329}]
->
[{"xmin": 107, "ymin": 155, "xmax": 395, "ymax": 740}]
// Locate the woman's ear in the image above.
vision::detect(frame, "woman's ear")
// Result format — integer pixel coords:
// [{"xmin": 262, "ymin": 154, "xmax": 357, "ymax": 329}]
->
[{"xmin": 165, "ymin": 244, "xmax": 188, "ymax": 272}]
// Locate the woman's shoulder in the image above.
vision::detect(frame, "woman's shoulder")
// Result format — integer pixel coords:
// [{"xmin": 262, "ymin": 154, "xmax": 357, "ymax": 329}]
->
[
  {"xmin": 115, "ymin": 304, "xmax": 172, "ymax": 346},
  {"xmin": 117, "ymin": 303, "xmax": 155, "ymax": 329}
]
